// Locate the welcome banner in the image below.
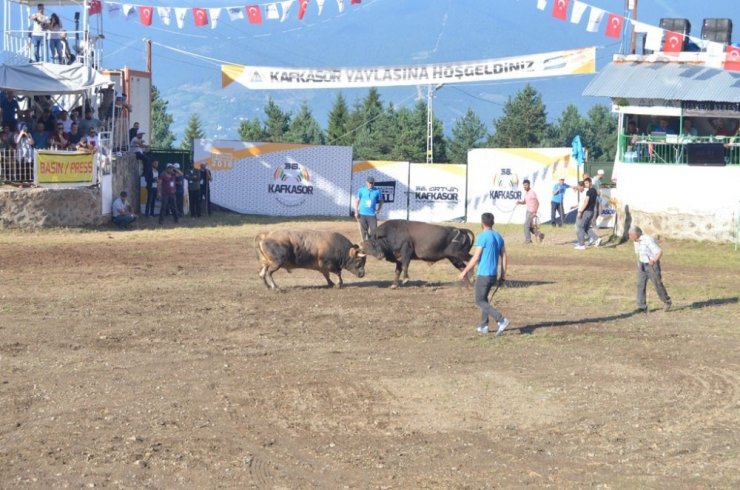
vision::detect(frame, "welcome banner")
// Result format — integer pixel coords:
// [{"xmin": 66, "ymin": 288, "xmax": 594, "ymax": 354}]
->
[
  {"xmin": 222, "ymin": 47, "xmax": 596, "ymax": 90},
  {"xmin": 35, "ymin": 150, "xmax": 95, "ymax": 185}
]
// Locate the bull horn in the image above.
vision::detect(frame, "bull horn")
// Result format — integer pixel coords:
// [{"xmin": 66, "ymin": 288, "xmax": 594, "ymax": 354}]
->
[{"xmin": 357, "ymin": 251, "xmax": 367, "ymax": 258}]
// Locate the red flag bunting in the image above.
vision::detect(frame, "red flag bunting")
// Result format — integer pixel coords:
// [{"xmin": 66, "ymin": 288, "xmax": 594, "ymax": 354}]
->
[
  {"xmin": 246, "ymin": 5, "xmax": 262, "ymax": 24},
  {"xmin": 605, "ymin": 13, "xmax": 623, "ymax": 39},
  {"xmin": 87, "ymin": 0, "xmax": 102, "ymax": 16},
  {"xmin": 193, "ymin": 8, "xmax": 208, "ymax": 27},
  {"xmin": 551, "ymin": 0, "xmax": 570, "ymax": 21},
  {"xmin": 139, "ymin": 6, "xmax": 153, "ymax": 26},
  {"xmin": 724, "ymin": 45, "xmax": 740, "ymax": 71},
  {"xmin": 663, "ymin": 31, "xmax": 683, "ymax": 54},
  {"xmin": 351, "ymin": 0, "xmax": 362, "ymax": 4},
  {"xmin": 298, "ymin": 0, "xmax": 309, "ymax": 20}
]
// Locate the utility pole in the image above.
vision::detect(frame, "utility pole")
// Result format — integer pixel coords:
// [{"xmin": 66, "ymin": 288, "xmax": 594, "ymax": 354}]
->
[
  {"xmin": 426, "ymin": 84, "xmax": 444, "ymax": 164},
  {"xmin": 628, "ymin": 0, "xmax": 639, "ymax": 54}
]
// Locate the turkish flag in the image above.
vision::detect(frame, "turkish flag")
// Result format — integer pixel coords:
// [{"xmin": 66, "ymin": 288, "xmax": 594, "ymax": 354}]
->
[
  {"xmin": 664, "ymin": 31, "xmax": 683, "ymax": 54},
  {"xmin": 551, "ymin": 0, "xmax": 570, "ymax": 21},
  {"xmin": 298, "ymin": 0, "xmax": 309, "ymax": 20},
  {"xmin": 88, "ymin": 0, "xmax": 102, "ymax": 16},
  {"xmin": 724, "ymin": 45, "xmax": 740, "ymax": 71},
  {"xmin": 351, "ymin": 0, "xmax": 361, "ymax": 4},
  {"xmin": 193, "ymin": 8, "xmax": 208, "ymax": 27},
  {"xmin": 246, "ymin": 5, "xmax": 262, "ymax": 24},
  {"xmin": 139, "ymin": 6, "xmax": 153, "ymax": 26},
  {"xmin": 605, "ymin": 13, "xmax": 623, "ymax": 39}
]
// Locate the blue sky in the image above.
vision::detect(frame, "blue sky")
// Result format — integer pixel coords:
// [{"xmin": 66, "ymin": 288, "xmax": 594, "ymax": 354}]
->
[{"xmin": 14, "ymin": 0, "xmax": 737, "ymax": 139}]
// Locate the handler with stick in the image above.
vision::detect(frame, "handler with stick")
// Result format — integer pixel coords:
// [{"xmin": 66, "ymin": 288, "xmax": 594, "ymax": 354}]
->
[{"xmin": 459, "ymin": 212, "xmax": 510, "ymax": 336}]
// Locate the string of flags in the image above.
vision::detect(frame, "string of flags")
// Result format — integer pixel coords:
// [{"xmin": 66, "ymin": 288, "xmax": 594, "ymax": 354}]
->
[
  {"xmin": 536, "ymin": 0, "xmax": 740, "ymax": 71},
  {"xmin": 87, "ymin": 0, "xmax": 362, "ymax": 28}
]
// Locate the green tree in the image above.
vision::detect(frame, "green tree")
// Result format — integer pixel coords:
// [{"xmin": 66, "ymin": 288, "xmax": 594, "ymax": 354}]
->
[
  {"xmin": 326, "ymin": 92, "xmax": 351, "ymax": 146},
  {"xmin": 448, "ymin": 107, "xmax": 487, "ymax": 164},
  {"xmin": 582, "ymin": 104, "xmax": 618, "ymax": 162},
  {"xmin": 150, "ymin": 85, "xmax": 175, "ymax": 149},
  {"xmin": 238, "ymin": 117, "xmax": 266, "ymax": 142},
  {"xmin": 543, "ymin": 104, "xmax": 584, "ymax": 148},
  {"xmin": 285, "ymin": 101, "xmax": 325, "ymax": 144},
  {"xmin": 263, "ymin": 97, "xmax": 291, "ymax": 142},
  {"xmin": 352, "ymin": 88, "xmax": 387, "ymax": 160},
  {"xmin": 487, "ymin": 84, "xmax": 548, "ymax": 148},
  {"xmin": 180, "ymin": 114, "xmax": 205, "ymax": 152}
]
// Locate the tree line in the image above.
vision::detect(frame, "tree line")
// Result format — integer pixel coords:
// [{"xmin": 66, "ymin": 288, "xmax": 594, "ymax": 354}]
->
[{"xmin": 151, "ymin": 84, "xmax": 618, "ymax": 163}]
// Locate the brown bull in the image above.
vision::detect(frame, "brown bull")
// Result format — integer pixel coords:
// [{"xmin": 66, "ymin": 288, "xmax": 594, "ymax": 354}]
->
[{"xmin": 256, "ymin": 229, "xmax": 366, "ymax": 290}]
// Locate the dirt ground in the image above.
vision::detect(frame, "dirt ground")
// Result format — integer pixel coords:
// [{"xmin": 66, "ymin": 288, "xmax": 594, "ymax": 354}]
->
[{"xmin": 1, "ymin": 216, "xmax": 738, "ymax": 488}]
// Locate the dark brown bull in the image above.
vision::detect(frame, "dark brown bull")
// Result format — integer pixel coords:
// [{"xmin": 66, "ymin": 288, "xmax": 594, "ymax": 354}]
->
[
  {"xmin": 361, "ymin": 219, "xmax": 475, "ymax": 288},
  {"xmin": 256, "ymin": 229, "xmax": 366, "ymax": 290}
]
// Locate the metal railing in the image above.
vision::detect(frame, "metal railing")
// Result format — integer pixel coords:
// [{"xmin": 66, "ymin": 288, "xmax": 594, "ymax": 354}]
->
[
  {"xmin": 619, "ymin": 134, "xmax": 740, "ymax": 165},
  {"xmin": 3, "ymin": 29, "xmax": 101, "ymax": 68}
]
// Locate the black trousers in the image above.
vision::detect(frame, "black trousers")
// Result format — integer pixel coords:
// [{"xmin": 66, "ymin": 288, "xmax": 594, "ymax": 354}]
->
[
  {"xmin": 159, "ymin": 195, "xmax": 178, "ymax": 223},
  {"xmin": 189, "ymin": 189, "xmax": 201, "ymax": 217},
  {"xmin": 145, "ymin": 184, "xmax": 157, "ymax": 216}
]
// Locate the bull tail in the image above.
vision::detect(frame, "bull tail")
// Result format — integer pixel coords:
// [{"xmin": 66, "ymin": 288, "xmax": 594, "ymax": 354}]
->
[{"xmin": 254, "ymin": 233, "xmax": 269, "ymax": 263}]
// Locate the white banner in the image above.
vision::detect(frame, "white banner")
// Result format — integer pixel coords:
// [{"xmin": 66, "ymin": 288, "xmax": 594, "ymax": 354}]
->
[
  {"xmin": 193, "ymin": 139, "xmax": 353, "ymax": 217},
  {"xmin": 222, "ymin": 47, "xmax": 596, "ymax": 90},
  {"xmin": 466, "ymin": 148, "xmax": 580, "ymax": 225},
  {"xmin": 408, "ymin": 163, "xmax": 467, "ymax": 222},
  {"xmin": 351, "ymin": 160, "xmax": 410, "ymax": 220}
]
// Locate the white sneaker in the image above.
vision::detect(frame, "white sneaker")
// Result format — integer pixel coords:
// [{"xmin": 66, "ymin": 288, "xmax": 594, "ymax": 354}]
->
[
  {"xmin": 495, "ymin": 318, "xmax": 510, "ymax": 336},
  {"xmin": 574, "ymin": 245, "xmax": 586, "ymax": 250},
  {"xmin": 476, "ymin": 325, "xmax": 489, "ymax": 334}
]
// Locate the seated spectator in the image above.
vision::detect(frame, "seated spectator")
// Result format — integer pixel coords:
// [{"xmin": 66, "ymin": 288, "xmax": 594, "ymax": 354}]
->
[
  {"xmin": 111, "ymin": 191, "xmax": 136, "ymax": 228},
  {"xmin": 67, "ymin": 122, "xmax": 82, "ymax": 146},
  {"xmin": 39, "ymin": 108, "xmax": 56, "ymax": 132},
  {"xmin": 49, "ymin": 122, "xmax": 69, "ymax": 150},
  {"xmin": 709, "ymin": 118, "xmax": 730, "ymax": 137},
  {"xmin": 78, "ymin": 108, "xmax": 100, "ymax": 135},
  {"xmin": 58, "ymin": 110, "xmax": 72, "ymax": 133},
  {"xmin": 651, "ymin": 118, "xmax": 675, "ymax": 136},
  {"xmin": 130, "ymin": 131, "xmax": 150, "ymax": 163},
  {"xmin": 31, "ymin": 121, "xmax": 49, "ymax": 149},
  {"xmin": 129, "ymin": 121, "xmax": 140, "ymax": 143},
  {"xmin": 77, "ymin": 127, "xmax": 99, "ymax": 153},
  {"xmin": 681, "ymin": 118, "xmax": 698, "ymax": 138}
]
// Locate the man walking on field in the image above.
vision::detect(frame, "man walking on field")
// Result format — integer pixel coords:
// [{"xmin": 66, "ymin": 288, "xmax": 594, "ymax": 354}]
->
[
  {"xmin": 629, "ymin": 226, "xmax": 672, "ymax": 313},
  {"xmin": 459, "ymin": 212, "xmax": 510, "ymax": 336},
  {"xmin": 517, "ymin": 179, "xmax": 540, "ymax": 243}
]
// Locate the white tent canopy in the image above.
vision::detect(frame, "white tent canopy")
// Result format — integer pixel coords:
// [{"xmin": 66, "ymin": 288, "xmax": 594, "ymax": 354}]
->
[{"xmin": 0, "ymin": 63, "xmax": 111, "ymax": 95}]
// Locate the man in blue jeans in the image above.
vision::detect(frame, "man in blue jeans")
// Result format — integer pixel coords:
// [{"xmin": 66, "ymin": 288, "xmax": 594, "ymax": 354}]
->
[
  {"xmin": 459, "ymin": 212, "xmax": 510, "ymax": 336},
  {"xmin": 550, "ymin": 177, "xmax": 569, "ymax": 227},
  {"xmin": 111, "ymin": 191, "xmax": 136, "ymax": 229}
]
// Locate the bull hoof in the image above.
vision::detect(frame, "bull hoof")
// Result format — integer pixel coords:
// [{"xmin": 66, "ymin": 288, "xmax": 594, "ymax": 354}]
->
[
  {"xmin": 390, "ymin": 283, "xmax": 399, "ymax": 289},
  {"xmin": 402, "ymin": 278, "xmax": 410, "ymax": 285}
]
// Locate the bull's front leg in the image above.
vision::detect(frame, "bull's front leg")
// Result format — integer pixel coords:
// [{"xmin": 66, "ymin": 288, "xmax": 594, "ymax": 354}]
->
[
  {"xmin": 391, "ymin": 261, "xmax": 402, "ymax": 289},
  {"xmin": 320, "ymin": 268, "xmax": 336, "ymax": 288}
]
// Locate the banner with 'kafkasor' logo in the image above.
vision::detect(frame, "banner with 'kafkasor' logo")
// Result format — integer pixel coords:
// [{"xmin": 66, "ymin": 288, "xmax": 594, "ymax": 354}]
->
[{"xmin": 193, "ymin": 139, "xmax": 353, "ymax": 217}]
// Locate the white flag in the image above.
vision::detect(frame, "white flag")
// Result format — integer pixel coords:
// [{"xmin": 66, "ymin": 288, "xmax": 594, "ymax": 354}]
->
[
  {"xmin": 316, "ymin": 0, "xmax": 326, "ymax": 15},
  {"xmin": 122, "ymin": 4, "xmax": 137, "ymax": 20},
  {"xmin": 537, "ymin": 0, "xmax": 547, "ymax": 11},
  {"xmin": 281, "ymin": 0, "xmax": 295, "ymax": 22},
  {"xmin": 107, "ymin": 2, "xmax": 122, "ymax": 18},
  {"xmin": 586, "ymin": 7, "xmax": 605, "ymax": 33},
  {"xmin": 705, "ymin": 40, "xmax": 726, "ymax": 55},
  {"xmin": 227, "ymin": 7, "xmax": 245, "ymax": 21},
  {"xmin": 337, "ymin": 0, "xmax": 344, "ymax": 14},
  {"xmin": 174, "ymin": 7, "xmax": 188, "ymax": 29},
  {"xmin": 209, "ymin": 8, "xmax": 221, "ymax": 29},
  {"xmin": 632, "ymin": 21, "xmax": 662, "ymax": 52},
  {"xmin": 157, "ymin": 7, "xmax": 172, "ymax": 26},
  {"xmin": 570, "ymin": 1, "xmax": 587, "ymax": 24},
  {"xmin": 266, "ymin": 3, "xmax": 280, "ymax": 20}
]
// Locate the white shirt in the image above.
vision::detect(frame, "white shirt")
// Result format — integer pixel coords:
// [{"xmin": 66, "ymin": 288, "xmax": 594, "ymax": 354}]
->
[
  {"xmin": 112, "ymin": 198, "xmax": 129, "ymax": 218},
  {"xmin": 634, "ymin": 235, "xmax": 662, "ymax": 264}
]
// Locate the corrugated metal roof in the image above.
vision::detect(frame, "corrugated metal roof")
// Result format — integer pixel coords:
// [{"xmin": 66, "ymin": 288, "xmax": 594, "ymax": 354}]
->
[{"xmin": 583, "ymin": 62, "xmax": 740, "ymax": 103}]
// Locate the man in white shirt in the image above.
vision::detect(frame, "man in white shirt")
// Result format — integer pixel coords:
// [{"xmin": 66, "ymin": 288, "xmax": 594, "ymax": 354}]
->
[
  {"xmin": 629, "ymin": 226, "xmax": 672, "ymax": 313},
  {"xmin": 29, "ymin": 3, "xmax": 49, "ymax": 62},
  {"xmin": 112, "ymin": 191, "xmax": 136, "ymax": 228}
]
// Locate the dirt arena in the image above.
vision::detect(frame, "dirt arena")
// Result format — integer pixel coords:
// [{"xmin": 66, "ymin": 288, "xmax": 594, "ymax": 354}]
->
[{"xmin": 1, "ymin": 216, "xmax": 738, "ymax": 488}]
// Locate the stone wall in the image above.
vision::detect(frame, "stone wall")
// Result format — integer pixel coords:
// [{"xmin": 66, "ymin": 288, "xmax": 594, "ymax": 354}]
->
[{"xmin": 0, "ymin": 153, "xmax": 139, "ymax": 229}]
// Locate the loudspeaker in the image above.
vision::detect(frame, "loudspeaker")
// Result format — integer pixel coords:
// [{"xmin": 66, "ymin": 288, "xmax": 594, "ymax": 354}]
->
[
  {"xmin": 701, "ymin": 18, "xmax": 732, "ymax": 45},
  {"xmin": 660, "ymin": 18, "xmax": 691, "ymax": 51},
  {"xmin": 686, "ymin": 143, "xmax": 726, "ymax": 166}
]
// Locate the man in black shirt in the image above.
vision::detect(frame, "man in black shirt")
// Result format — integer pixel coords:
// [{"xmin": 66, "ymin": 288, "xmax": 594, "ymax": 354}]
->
[{"xmin": 574, "ymin": 178, "xmax": 598, "ymax": 250}]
